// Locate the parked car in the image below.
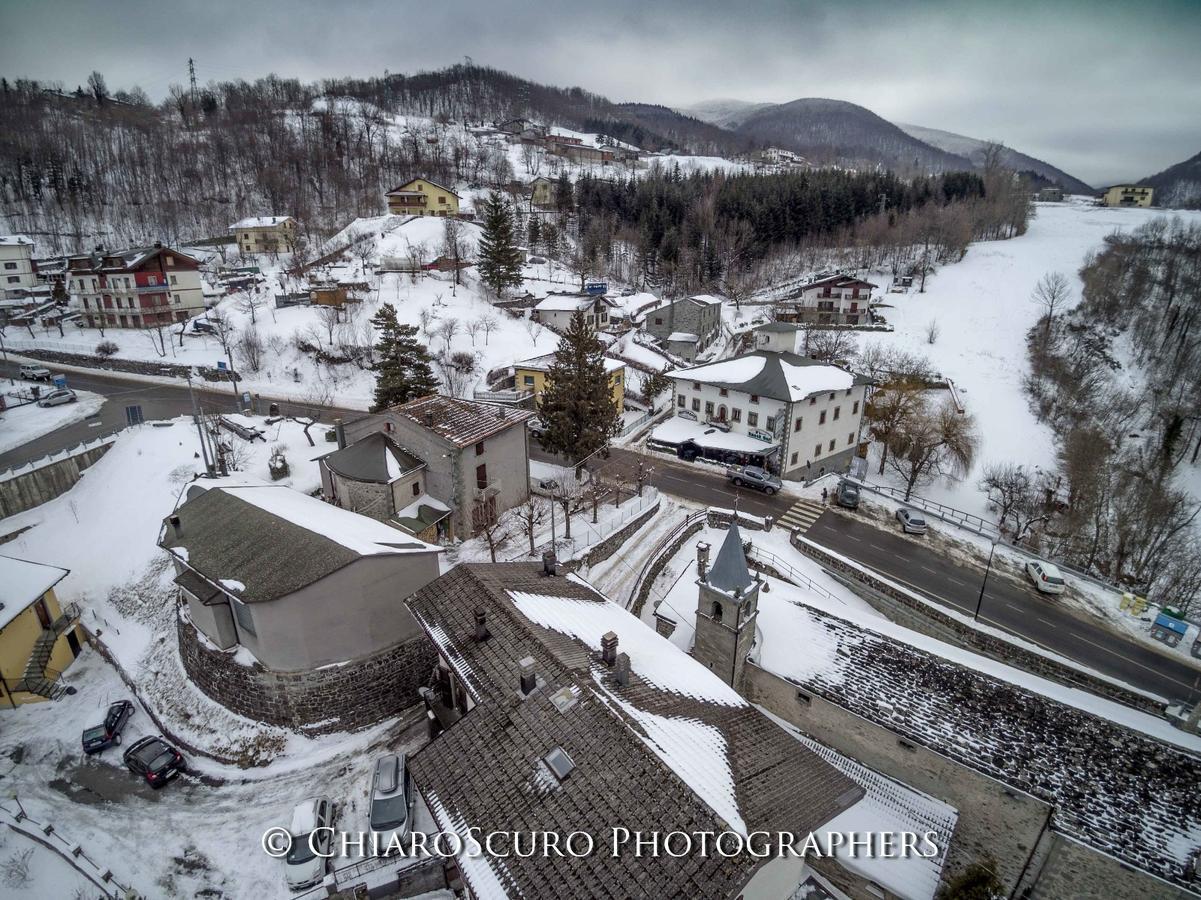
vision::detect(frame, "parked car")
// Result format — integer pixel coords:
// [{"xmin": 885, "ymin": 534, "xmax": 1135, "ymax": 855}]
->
[
  {"xmin": 726, "ymin": 465, "xmax": 782, "ymax": 495},
  {"xmin": 368, "ymin": 753, "xmax": 412, "ymax": 854},
  {"xmin": 284, "ymin": 797, "xmax": 336, "ymax": 891},
  {"xmin": 123, "ymin": 736, "xmax": 186, "ymax": 787},
  {"xmin": 19, "ymin": 364, "xmax": 51, "ymax": 381},
  {"xmin": 191, "ymin": 319, "xmax": 216, "ymax": 334},
  {"xmin": 895, "ymin": 508, "xmax": 928, "ymax": 535},
  {"xmin": 835, "ymin": 480, "xmax": 860, "ymax": 509},
  {"xmin": 37, "ymin": 388, "xmax": 77, "ymax": 407},
  {"xmin": 1025, "ymin": 560, "xmax": 1066, "ymax": 595},
  {"xmin": 527, "ymin": 417, "xmax": 547, "ymax": 436},
  {"xmin": 82, "ymin": 700, "xmax": 135, "ymax": 754}
]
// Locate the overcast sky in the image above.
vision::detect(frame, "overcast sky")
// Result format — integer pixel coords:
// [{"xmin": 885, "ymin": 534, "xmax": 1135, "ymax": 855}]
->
[{"xmin": 6, "ymin": 0, "xmax": 1200, "ymax": 185}]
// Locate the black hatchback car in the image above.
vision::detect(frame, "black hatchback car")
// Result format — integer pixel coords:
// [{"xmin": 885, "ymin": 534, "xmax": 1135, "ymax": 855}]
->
[
  {"xmin": 82, "ymin": 700, "xmax": 135, "ymax": 754},
  {"xmin": 123, "ymin": 736, "xmax": 186, "ymax": 787}
]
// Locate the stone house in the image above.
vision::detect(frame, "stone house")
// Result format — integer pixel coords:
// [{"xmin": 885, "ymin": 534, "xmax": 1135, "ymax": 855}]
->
[
  {"xmin": 342, "ymin": 395, "xmax": 534, "ymax": 540},
  {"xmin": 659, "ymin": 350, "xmax": 870, "ymax": 478},
  {"xmin": 405, "ymin": 561, "xmax": 879, "ymax": 900},
  {"xmin": 319, "ymin": 431, "xmax": 451, "ymax": 543},
  {"xmin": 385, "ymin": 177, "xmax": 461, "ymax": 217},
  {"xmin": 642, "ymin": 294, "xmax": 723, "ymax": 361},
  {"xmin": 0, "ymin": 554, "xmax": 84, "ymax": 706},
  {"xmin": 229, "ymin": 216, "xmax": 297, "ymax": 255},
  {"xmin": 529, "ymin": 176, "xmax": 554, "ymax": 208},
  {"xmin": 67, "ymin": 243, "xmax": 205, "ymax": 329}
]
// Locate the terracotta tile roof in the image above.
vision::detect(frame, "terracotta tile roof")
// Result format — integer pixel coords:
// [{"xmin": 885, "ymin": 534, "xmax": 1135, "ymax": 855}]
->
[
  {"xmin": 392, "ymin": 394, "xmax": 533, "ymax": 448},
  {"xmin": 407, "ymin": 564, "xmax": 862, "ymax": 900}
]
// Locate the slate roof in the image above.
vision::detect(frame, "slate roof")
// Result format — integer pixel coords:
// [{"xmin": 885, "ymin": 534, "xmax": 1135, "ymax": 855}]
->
[
  {"xmin": 159, "ymin": 485, "xmax": 435, "ymax": 603},
  {"xmin": 764, "ymin": 600, "xmax": 1201, "ymax": 892},
  {"xmin": 407, "ymin": 564, "xmax": 863, "ymax": 900},
  {"xmin": 707, "ymin": 523, "xmax": 754, "ymax": 595},
  {"xmin": 319, "ymin": 433, "xmax": 424, "ymax": 483},
  {"xmin": 391, "ymin": 394, "xmax": 534, "ymax": 448}
]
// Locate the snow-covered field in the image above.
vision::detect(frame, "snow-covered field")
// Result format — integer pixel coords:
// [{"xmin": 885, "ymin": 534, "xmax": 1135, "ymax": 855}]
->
[{"xmin": 0, "ymin": 389, "xmax": 104, "ymax": 455}]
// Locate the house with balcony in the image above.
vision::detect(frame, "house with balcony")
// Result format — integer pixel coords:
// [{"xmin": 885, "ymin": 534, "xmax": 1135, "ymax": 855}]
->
[
  {"xmin": 67, "ymin": 243, "xmax": 205, "ymax": 329},
  {"xmin": 342, "ymin": 394, "xmax": 534, "ymax": 539},
  {"xmin": 529, "ymin": 293, "xmax": 615, "ymax": 332},
  {"xmin": 653, "ymin": 350, "xmax": 870, "ymax": 478},
  {"xmin": 0, "ymin": 555, "xmax": 84, "ymax": 707},
  {"xmin": 385, "ymin": 177, "xmax": 461, "ymax": 217},
  {"xmin": 1102, "ymin": 184, "xmax": 1154, "ymax": 207},
  {"xmin": 775, "ymin": 274, "xmax": 878, "ymax": 325},
  {"xmin": 229, "ymin": 216, "xmax": 298, "ymax": 255}
]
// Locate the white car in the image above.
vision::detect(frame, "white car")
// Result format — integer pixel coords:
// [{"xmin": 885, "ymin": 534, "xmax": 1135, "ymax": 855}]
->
[
  {"xmin": 369, "ymin": 754, "xmax": 412, "ymax": 855},
  {"xmin": 37, "ymin": 388, "xmax": 77, "ymax": 407},
  {"xmin": 284, "ymin": 797, "xmax": 335, "ymax": 891},
  {"xmin": 1026, "ymin": 560, "xmax": 1066, "ymax": 595}
]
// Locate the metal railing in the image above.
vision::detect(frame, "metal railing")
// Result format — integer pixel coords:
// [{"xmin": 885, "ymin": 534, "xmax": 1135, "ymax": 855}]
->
[
  {"xmin": 0, "ymin": 432, "xmax": 121, "ymax": 483},
  {"xmin": 746, "ymin": 546, "xmax": 845, "ymax": 606},
  {"xmin": 848, "ymin": 478, "xmax": 1000, "ymax": 538},
  {"xmin": 626, "ymin": 508, "xmax": 709, "ymax": 609},
  {"xmin": 0, "ymin": 801, "xmax": 130, "ymax": 898}
]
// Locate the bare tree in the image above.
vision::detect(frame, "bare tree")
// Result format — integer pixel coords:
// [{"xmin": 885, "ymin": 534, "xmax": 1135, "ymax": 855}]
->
[
  {"xmin": 980, "ymin": 462, "xmax": 1047, "ymax": 541},
  {"xmin": 285, "ymin": 381, "xmax": 335, "ymax": 446},
  {"xmin": 236, "ymin": 322, "xmax": 265, "ymax": 372},
  {"xmin": 1031, "ymin": 272, "xmax": 1072, "ymax": 341},
  {"xmin": 804, "ymin": 328, "xmax": 858, "ymax": 363},
  {"xmin": 865, "ymin": 382, "xmax": 925, "ymax": 474},
  {"xmin": 433, "ymin": 316, "xmax": 460, "ymax": 353},
  {"xmin": 472, "ymin": 496, "xmax": 513, "ymax": 562},
  {"xmin": 480, "ymin": 313, "xmax": 499, "ymax": 345},
  {"xmin": 465, "ymin": 318, "xmax": 483, "ymax": 346},
  {"xmin": 885, "ymin": 399, "xmax": 978, "ymax": 500},
  {"xmin": 514, "ymin": 496, "xmax": 548, "ymax": 556},
  {"xmin": 316, "ymin": 304, "xmax": 342, "ymax": 346},
  {"xmin": 925, "ymin": 320, "xmax": 941, "ymax": 345},
  {"xmin": 236, "ymin": 289, "xmax": 265, "ymax": 325}
]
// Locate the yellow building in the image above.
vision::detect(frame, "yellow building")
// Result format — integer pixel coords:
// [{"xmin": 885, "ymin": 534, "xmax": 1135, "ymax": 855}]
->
[
  {"xmin": 514, "ymin": 352, "xmax": 625, "ymax": 413},
  {"xmin": 1102, "ymin": 185, "xmax": 1154, "ymax": 208},
  {"xmin": 530, "ymin": 176, "xmax": 554, "ymax": 208},
  {"xmin": 0, "ymin": 555, "xmax": 83, "ymax": 707},
  {"xmin": 229, "ymin": 216, "xmax": 298, "ymax": 254},
  {"xmin": 386, "ymin": 177, "xmax": 461, "ymax": 217}
]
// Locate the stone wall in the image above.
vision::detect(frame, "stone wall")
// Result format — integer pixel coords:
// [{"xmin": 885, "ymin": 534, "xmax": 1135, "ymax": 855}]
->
[
  {"xmin": 631, "ymin": 519, "xmax": 705, "ymax": 617},
  {"xmin": 0, "ymin": 440, "xmax": 114, "ymax": 517},
  {"xmin": 579, "ymin": 499, "xmax": 660, "ymax": 568},
  {"xmin": 742, "ymin": 661, "xmax": 1053, "ymax": 895},
  {"xmin": 792, "ymin": 535, "xmax": 1166, "ymax": 716},
  {"xmin": 706, "ymin": 508, "xmax": 770, "ymax": 531},
  {"xmin": 16, "ymin": 347, "xmax": 238, "ymax": 383},
  {"xmin": 177, "ymin": 611, "xmax": 436, "ymax": 733},
  {"xmin": 1027, "ymin": 834, "xmax": 1196, "ymax": 900}
]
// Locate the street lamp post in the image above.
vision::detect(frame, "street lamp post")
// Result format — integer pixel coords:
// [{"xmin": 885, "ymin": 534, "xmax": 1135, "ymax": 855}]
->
[{"xmin": 973, "ymin": 539, "xmax": 998, "ymax": 622}]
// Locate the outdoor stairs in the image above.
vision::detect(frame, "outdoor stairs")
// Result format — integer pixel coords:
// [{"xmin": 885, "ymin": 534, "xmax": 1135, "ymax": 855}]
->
[
  {"xmin": 777, "ymin": 499, "xmax": 826, "ymax": 534},
  {"xmin": 15, "ymin": 605, "xmax": 79, "ymax": 701}
]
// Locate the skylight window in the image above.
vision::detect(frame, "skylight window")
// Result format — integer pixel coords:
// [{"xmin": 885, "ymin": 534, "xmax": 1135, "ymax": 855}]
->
[{"xmin": 544, "ymin": 747, "xmax": 575, "ymax": 782}]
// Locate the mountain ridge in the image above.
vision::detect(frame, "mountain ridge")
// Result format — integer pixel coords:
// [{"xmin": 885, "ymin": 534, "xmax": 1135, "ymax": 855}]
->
[{"xmin": 1137, "ymin": 150, "xmax": 1201, "ymax": 209}]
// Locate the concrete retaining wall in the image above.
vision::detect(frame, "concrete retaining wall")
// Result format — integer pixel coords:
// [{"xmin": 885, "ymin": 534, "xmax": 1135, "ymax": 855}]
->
[
  {"xmin": 0, "ymin": 441, "xmax": 114, "ymax": 517},
  {"xmin": 792, "ymin": 535, "xmax": 1167, "ymax": 716},
  {"xmin": 177, "ymin": 610, "xmax": 436, "ymax": 733}
]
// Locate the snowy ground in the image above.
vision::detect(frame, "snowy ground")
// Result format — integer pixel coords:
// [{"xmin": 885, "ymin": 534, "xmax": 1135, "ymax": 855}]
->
[{"xmin": 0, "ymin": 389, "xmax": 104, "ymax": 455}]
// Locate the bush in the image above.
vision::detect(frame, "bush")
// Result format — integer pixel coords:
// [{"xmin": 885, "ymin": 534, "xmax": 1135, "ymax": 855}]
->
[
  {"xmin": 96, "ymin": 340, "xmax": 119, "ymax": 358},
  {"xmin": 268, "ymin": 445, "xmax": 290, "ymax": 481}
]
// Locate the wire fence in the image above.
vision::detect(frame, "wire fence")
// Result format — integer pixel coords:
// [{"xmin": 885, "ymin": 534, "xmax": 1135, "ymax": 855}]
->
[{"xmin": 509, "ymin": 488, "xmax": 660, "ymax": 562}]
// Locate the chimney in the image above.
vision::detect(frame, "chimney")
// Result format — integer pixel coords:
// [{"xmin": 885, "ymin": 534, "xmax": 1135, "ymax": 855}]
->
[
  {"xmin": 519, "ymin": 656, "xmax": 537, "ymax": 695},
  {"xmin": 334, "ymin": 418, "xmax": 346, "ymax": 449},
  {"xmin": 474, "ymin": 609, "xmax": 489, "ymax": 642},
  {"xmin": 696, "ymin": 541, "xmax": 711, "ymax": 581},
  {"xmin": 601, "ymin": 631, "xmax": 618, "ymax": 666},
  {"xmin": 542, "ymin": 550, "xmax": 558, "ymax": 577},
  {"xmin": 423, "ymin": 410, "xmax": 435, "ymax": 427},
  {"xmin": 154, "ymin": 240, "xmax": 163, "ymax": 249},
  {"xmin": 169, "ymin": 514, "xmax": 182, "ymax": 537},
  {"xmin": 614, "ymin": 652, "xmax": 631, "ymax": 687}
]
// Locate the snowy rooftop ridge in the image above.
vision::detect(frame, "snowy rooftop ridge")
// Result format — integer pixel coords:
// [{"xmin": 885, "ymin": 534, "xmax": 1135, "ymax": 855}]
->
[
  {"xmin": 229, "ymin": 216, "xmax": 294, "ymax": 230},
  {"xmin": 0, "ymin": 554, "xmax": 70, "ymax": 630},
  {"xmin": 667, "ymin": 350, "xmax": 861, "ymax": 402}
]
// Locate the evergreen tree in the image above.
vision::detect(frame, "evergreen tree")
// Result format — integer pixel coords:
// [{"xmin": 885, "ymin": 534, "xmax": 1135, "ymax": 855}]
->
[
  {"xmin": 477, "ymin": 191, "xmax": 523, "ymax": 297},
  {"xmin": 538, "ymin": 311, "xmax": 620, "ymax": 460},
  {"xmin": 369, "ymin": 303, "xmax": 438, "ymax": 412}
]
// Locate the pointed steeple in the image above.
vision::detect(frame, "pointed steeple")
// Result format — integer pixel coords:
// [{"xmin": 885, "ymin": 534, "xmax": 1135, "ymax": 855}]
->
[{"xmin": 707, "ymin": 521, "xmax": 753, "ymax": 595}]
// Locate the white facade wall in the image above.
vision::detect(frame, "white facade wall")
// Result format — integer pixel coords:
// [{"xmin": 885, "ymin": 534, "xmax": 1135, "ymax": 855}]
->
[
  {"xmin": 0, "ymin": 242, "xmax": 36, "ymax": 296},
  {"xmin": 672, "ymin": 379, "xmax": 788, "ymax": 441}
]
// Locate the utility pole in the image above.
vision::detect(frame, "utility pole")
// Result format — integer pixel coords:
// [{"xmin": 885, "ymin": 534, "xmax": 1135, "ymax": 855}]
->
[
  {"xmin": 188, "ymin": 57, "xmax": 198, "ymax": 107},
  {"xmin": 187, "ymin": 370, "xmax": 215, "ymax": 476}
]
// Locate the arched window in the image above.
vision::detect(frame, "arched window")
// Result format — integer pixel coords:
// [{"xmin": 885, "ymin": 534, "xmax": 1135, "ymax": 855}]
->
[
  {"xmin": 717, "ymin": 405, "xmax": 727, "ymax": 422},
  {"xmin": 711, "ymin": 600, "xmax": 723, "ymax": 623}
]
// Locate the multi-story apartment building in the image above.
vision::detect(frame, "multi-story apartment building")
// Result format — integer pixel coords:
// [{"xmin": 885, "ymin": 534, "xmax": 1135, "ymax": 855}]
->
[
  {"xmin": 385, "ymin": 177, "xmax": 460, "ymax": 217},
  {"xmin": 777, "ymin": 274, "xmax": 877, "ymax": 325},
  {"xmin": 68, "ymin": 243, "xmax": 205, "ymax": 329},
  {"xmin": 229, "ymin": 216, "xmax": 297, "ymax": 255},
  {"xmin": 0, "ymin": 236, "xmax": 37, "ymax": 299},
  {"xmin": 1102, "ymin": 185, "xmax": 1154, "ymax": 207},
  {"xmin": 661, "ymin": 349, "xmax": 870, "ymax": 478}
]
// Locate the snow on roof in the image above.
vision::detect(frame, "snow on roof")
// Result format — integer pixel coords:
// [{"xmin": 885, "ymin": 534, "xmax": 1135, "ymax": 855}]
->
[
  {"xmin": 670, "ymin": 351, "xmax": 856, "ymax": 402},
  {"xmin": 667, "ymin": 332, "xmax": 700, "ymax": 343},
  {"xmin": 0, "ymin": 235, "xmax": 34, "ymax": 247},
  {"xmin": 515, "ymin": 353, "xmax": 624, "ymax": 374},
  {"xmin": 508, "ymin": 587, "xmax": 745, "ymax": 705},
  {"xmin": 425, "ymin": 790, "xmax": 517, "ymax": 900},
  {"xmin": 0, "ymin": 555, "xmax": 69, "ymax": 631},
  {"xmin": 689, "ymin": 294, "xmax": 723, "ymax": 306},
  {"xmin": 229, "ymin": 216, "xmax": 294, "ymax": 230},
  {"xmin": 533, "ymin": 294, "xmax": 600, "ymax": 312},
  {"xmin": 651, "ymin": 416, "xmax": 779, "ymax": 453},
  {"xmin": 672, "ymin": 355, "xmax": 766, "ymax": 384},
  {"xmin": 220, "ymin": 486, "xmax": 435, "ymax": 556}
]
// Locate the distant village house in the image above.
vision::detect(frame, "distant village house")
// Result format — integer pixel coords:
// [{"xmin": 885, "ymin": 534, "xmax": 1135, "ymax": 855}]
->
[{"xmin": 386, "ymin": 177, "xmax": 461, "ymax": 217}]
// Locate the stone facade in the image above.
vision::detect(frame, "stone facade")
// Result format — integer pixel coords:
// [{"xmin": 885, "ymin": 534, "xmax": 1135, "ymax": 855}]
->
[
  {"xmin": 792, "ymin": 534, "xmax": 1166, "ymax": 716},
  {"xmin": 1027, "ymin": 834, "xmax": 1195, "ymax": 900},
  {"xmin": 643, "ymin": 296, "xmax": 723, "ymax": 361},
  {"xmin": 177, "ymin": 609, "xmax": 436, "ymax": 732},
  {"xmin": 0, "ymin": 439, "xmax": 113, "ymax": 517}
]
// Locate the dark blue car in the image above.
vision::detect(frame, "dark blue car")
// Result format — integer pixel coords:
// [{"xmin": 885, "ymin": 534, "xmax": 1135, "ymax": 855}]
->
[{"xmin": 82, "ymin": 700, "xmax": 134, "ymax": 754}]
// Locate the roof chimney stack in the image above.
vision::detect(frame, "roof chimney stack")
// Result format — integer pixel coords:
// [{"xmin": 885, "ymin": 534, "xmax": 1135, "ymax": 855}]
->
[
  {"xmin": 519, "ymin": 656, "xmax": 537, "ymax": 695},
  {"xmin": 542, "ymin": 550, "xmax": 558, "ymax": 577},
  {"xmin": 169, "ymin": 514, "xmax": 182, "ymax": 537},
  {"xmin": 474, "ymin": 609, "xmax": 490, "ymax": 642},
  {"xmin": 696, "ymin": 541, "xmax": 711, "ymax": 581},
  {"xmin": 423, "ymin": 410, "xmax": 434, "ymax": 427},
  {"xmin": 614, "ymin": 652, "xmax": 631, "ymax": 687},
  {"xmin": 601, "ymin": 631, "xmax": 618, "ymax": 666}
]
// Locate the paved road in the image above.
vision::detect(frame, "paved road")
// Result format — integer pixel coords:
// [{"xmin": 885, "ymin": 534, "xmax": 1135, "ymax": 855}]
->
[
  {"xmin": 6, "ymin": 364, "xmax": 1199, "ymax": 703},
  {"xmin": 0, "ymin": 361, "xmax": 360, "ymax": 470}
]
